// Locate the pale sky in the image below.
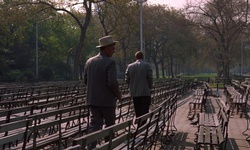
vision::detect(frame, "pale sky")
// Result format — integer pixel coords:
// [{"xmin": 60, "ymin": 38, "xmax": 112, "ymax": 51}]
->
[{"xmin": 147, "ymin": 0, "xmax": 188, "ymax": 9}]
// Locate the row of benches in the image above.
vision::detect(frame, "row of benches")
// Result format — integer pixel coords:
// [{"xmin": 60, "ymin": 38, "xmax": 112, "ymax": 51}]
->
[
  {"xmin": 0, "ymin": 80, "xmax": 189, "ymax": 108},
  {"xmin": 0, "ymin": 80, "xmax": 189, "ymax": 149},
  {"xmin": 184, "ymin": 81, "xmax": 232, "ymax": 149},
  {"xmin": 0, "ymin": 81, "xmax": 86, "ymax": 101},
  {"xmin": 65, "ymin": 94, "xmax": 178, "ymax": 150},
  {"xmin": 0, "ymin": 93, "xmax": 178, "ymax": 150},
  {"xmin": 0, "ymin": 104, "xmax": 89, "ymax": 150}
]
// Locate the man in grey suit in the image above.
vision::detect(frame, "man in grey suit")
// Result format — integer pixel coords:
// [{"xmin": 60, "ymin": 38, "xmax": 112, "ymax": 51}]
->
[
  {"xmin": 125, "ymin": 51, "xmax": 153, "ymax": 125},
  {"xmin": 83, "ymin": 35, "xmax": 121, "ymax": 149}
]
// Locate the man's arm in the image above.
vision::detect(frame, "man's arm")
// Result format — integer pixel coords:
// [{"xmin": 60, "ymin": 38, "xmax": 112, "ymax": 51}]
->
[
  {"xmin": 107, "ymin": 60, "xmax": 121, "ymax": 100},
  {"xmin": 125, "ymin": 65, "xmax": 130, "ymax": 86},
  {"xmin": 147, "ymin": 64, "xmax": 153, "ymax": 89},
  {"xmin": 83, "ymin": 62, "xmax": 88, "ymax": 85}
]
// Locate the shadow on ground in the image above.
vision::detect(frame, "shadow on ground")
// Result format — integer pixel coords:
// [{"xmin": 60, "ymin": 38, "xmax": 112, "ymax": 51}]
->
[
  {"xmin": 162, "ymin": 132, "xmax": 195, "ymax": 150},
  {"xmin": 161, "ymin": 133, "xmax": 240, "ymax": 150},
  {"xmin": 160, "ymin": 97, "xmax": 243, "ymax": 150}
]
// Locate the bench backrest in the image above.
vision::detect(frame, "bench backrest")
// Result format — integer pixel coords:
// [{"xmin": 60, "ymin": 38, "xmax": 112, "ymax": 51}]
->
[
  {"xmin": 220, "ymin": 108, "xmax": 230, "ymax": 139},
  {"xmin": 217, "ymin": 100, "xmax": 230, "ymax": 139},
  {"xmin": 26, "ymin": 104, "xmax": 88, "ymax": 150},
  {"xmin": 0, "ymin": 119, "xmax": 31, "ymax": 149},
  {"xmin": 131, "ymin": 106, "xmax": 162, "ymax": 149},
  {"xmin": 217, "ymin": 100, "xmax": 230, "ymax": 118},
  {"xmin": 0, "ymin": 105, "xmax": 35, "ymax": 124},
  {"xmin": 73, "ymin": 119, "xmax": 133, "ymax": 150},
  {"xmin": 116, "ymin": 95, "xmax": 132, "ymax": 123}
]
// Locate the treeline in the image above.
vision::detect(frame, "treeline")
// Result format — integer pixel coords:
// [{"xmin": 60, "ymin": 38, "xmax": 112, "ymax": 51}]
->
[{"xmin": 0, "ymin": 0, "xmax": 249, "ymax": 82}]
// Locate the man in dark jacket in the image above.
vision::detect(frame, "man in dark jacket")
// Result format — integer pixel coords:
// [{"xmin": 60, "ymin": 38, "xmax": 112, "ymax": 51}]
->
[{"xmin": 83, "ymin": 35, "xmax": 121, "ymax": 149}]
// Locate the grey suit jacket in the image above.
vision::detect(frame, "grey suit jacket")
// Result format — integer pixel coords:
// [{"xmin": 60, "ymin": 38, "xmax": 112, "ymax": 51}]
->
[
  {"xmin": 125, "ymin": 59, "xmax": 153, "ymax": 97},
  {"xmin": 83, "ymin": 52, "xmax": 121, "ymax": 107}
]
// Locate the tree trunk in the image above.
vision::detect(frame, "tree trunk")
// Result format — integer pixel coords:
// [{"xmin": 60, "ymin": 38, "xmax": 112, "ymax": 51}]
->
[
  {"xmin": 161, "ymin": 60, "xmax": 165, "ymax": 78},
  {"xmin": 73, "ymin": 32, "xmax": 85, "ymax": 80},
  {"xmin": 73, "ymin": 2, "xmax": 92, "ymax": 80},
  {"xmin": 170, "ymin": 57, "xmax": 174, "ymax": 78}
]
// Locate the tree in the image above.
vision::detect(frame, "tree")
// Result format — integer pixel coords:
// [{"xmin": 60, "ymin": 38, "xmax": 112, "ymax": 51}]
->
[
  {"xmin": 143, "ymin": 5, "xmax": 198, "ymax": 78},
  {"xmin": 95, "ymin": 0, "xmax": 141, "ymax": 78},
  {"xmin": 186, "ymin": 0, "xmax": 249, "ymax": 78},
  {"xmin": 0, "ymin": 0, "xmax": 85, "ymax": 82},
  {"xmin": 13, "ymin": 0, "xmax": 103, "ymax": 80}
]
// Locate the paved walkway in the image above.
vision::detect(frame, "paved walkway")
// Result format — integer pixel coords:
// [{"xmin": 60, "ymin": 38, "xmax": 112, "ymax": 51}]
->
[{"xmin": 162, "ymin": 89, "xmax": 250, "ymax": 150}]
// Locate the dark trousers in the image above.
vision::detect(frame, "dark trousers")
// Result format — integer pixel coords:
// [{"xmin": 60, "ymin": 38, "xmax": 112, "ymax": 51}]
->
[
  {"xmin": 133, "ymin": 96, "xmax": 151, "ymax": 125},
  {"xmin": 88, "ymin": 106, "xmax": 116, "ymax": 149}
]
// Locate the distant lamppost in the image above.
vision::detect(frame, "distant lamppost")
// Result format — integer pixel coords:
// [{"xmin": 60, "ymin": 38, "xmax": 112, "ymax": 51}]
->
[
  {"xmin": 241, "ymin": 39, "xmax": 244, "ymax": 82},
  {"xmin": 35, "ymin": 22, "xmax": 39, "ymax": 81},
  {"xmin": 139, "ymin": 0, "xmax": 146, "ymax": 56},
  {"xmin": 35, "ymin": 16, "xmax": 53, "ymax": 81}
]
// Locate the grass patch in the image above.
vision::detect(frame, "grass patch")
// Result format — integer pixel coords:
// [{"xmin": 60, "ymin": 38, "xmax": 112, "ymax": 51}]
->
[
  {"xmin": 182, "ymin": 73, "xmax": 217, "ymax": 78},
  {"xmin": 209, "ymin": 83, "xmax": 224, "ymax": 89}
]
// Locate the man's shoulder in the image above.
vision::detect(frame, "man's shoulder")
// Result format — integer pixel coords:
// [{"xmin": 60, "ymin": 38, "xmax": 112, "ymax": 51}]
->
[
  {"xmin": 87, "ymin": 54, "xmax": 99, "ymax": 61},
  {"xmin": 87, "ymin": 54, "xmax": 114, "ymax": 62},
  {"xmin": 127, "ymin": 61, "xmax": 137, "ymax": 67}
]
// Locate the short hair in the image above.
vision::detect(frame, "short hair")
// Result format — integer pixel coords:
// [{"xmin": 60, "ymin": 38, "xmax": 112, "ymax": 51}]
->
[{"xmin": 135, "ymin": 51, "xmax": 144, "ymax": 59}]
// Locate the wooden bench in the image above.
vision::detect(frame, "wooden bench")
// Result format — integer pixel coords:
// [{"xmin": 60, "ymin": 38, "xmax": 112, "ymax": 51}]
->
[
  {"xmin": 188, "ymin": 88, "xmax": 205, "ymax": 116},
  {"xmin": 166, "ymin": 93, "xmax": 178, "ymax": 136},
  {"xmin": 198, "ymin": 100, "xmax": 230, "ymax": 128},
  {"xmin": 234, "ymin": 90, "xmax": 249, "ymax": 115},
  {"xmin": 116, "ymin": 95, "xmax": 133, "ymax": 123},
  {"xmin": 153, "ymin": 95, "xmax": 173, "ymax": 146},
  {"xmin": 195, "ymin": 100, "xmax": 230, "ymax": 150},
  {"xmin": 128, "ymin": 106, "xmax": 162, "ymax": 150},
  {"xmin": 64, "ymin": 144, "xmax": 81, "ymax": 150},
  {"xmin": 0, "ymin": 119, "xmax": 31, "ymax": 149},
  {"xmin": 23, "ymin": 104, "xmax": 89, "ymax": 150},
  {"xmin": 72, "ymin": 119, "xmax": 133, "ymax": 150},
  {"xmin": 225, "ymin": 86, "xmax": 248, "ymax": 114},
  {"xmin": 0, "ymin": 98, "xmax": 30, "ymax": 109},
  {"xmin": 34, "ymin": 95, "xmax": 85, "ymax": 114},
  {"xmin": 242, "ymin": 112, "xmax": 250, "ymax": 141},
  {"xmin": 0, "ymin": 105, "xmax": 36, "ymax": 125},
  {"xmin": 0, "ymin": 95, "xmax": 86, "ymax": 125}
]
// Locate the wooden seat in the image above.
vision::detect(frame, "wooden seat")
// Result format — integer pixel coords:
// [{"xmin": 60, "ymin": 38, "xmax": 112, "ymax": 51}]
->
[
  {"xmin": 195, "ymin": 101, "xmax": 230, "ymax": 150},
  {"xmin": 198, "ymin": 100, "xmax": 230, "ymax": 128},
  {"xmin": 188, "ymin": 88, "xmax": 205, "ymax": 116}
]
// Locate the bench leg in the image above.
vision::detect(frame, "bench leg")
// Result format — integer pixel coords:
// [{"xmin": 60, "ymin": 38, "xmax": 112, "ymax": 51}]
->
[
  {"xmin": 194, "ymin": 144, "xmax": 200, "ymax": 150},
  {"xmin": 247, "ymin": 135, "xmax": 250, "ymax": 141},
  {"xmin": 188, "ymin": 102, "xmax": 194, "ymax": 116},
  {"xmin": 242, "ymin": 114, "xmax": 250, "ymax": 135}
]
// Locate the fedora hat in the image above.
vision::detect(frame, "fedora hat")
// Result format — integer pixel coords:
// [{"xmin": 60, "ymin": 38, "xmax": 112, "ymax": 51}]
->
[{"xmin": 96, "ymin": 35, "xmax": 118, "ymax": 48}]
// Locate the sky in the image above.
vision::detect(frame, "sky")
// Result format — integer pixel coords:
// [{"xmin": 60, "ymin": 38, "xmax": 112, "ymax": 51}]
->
[{"xmin": 147, "ymin": 0, "xmax": 188, "ymax": 9}]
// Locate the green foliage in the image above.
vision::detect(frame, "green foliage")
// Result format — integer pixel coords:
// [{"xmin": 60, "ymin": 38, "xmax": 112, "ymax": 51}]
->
[
  {"xmin": 0, "ymin": 0, "xmax": 229, "ymax": 83},
  {"xmin": 0, "ymin": 2, "xmax": 81, "ymax": 82},
  {"xmin": 1, "ymin": 69, "xmax": 22, "ymax": 82},
  {"xmin": 40, "ymin": 68, "xmax": 53, "ymax": 81},
  {"xmin": 183, "ymin": 73, "xmax": 217, "ymax": 78},
  {"xmin": 209, "ymin": 83, "xmax": 224, "ymax": 89}
]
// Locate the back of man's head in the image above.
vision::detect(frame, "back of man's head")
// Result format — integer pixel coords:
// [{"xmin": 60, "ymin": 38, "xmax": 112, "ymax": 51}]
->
[{"xmin": 135, "ymin": 51, "xmax": 144, "ymax": 60}]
